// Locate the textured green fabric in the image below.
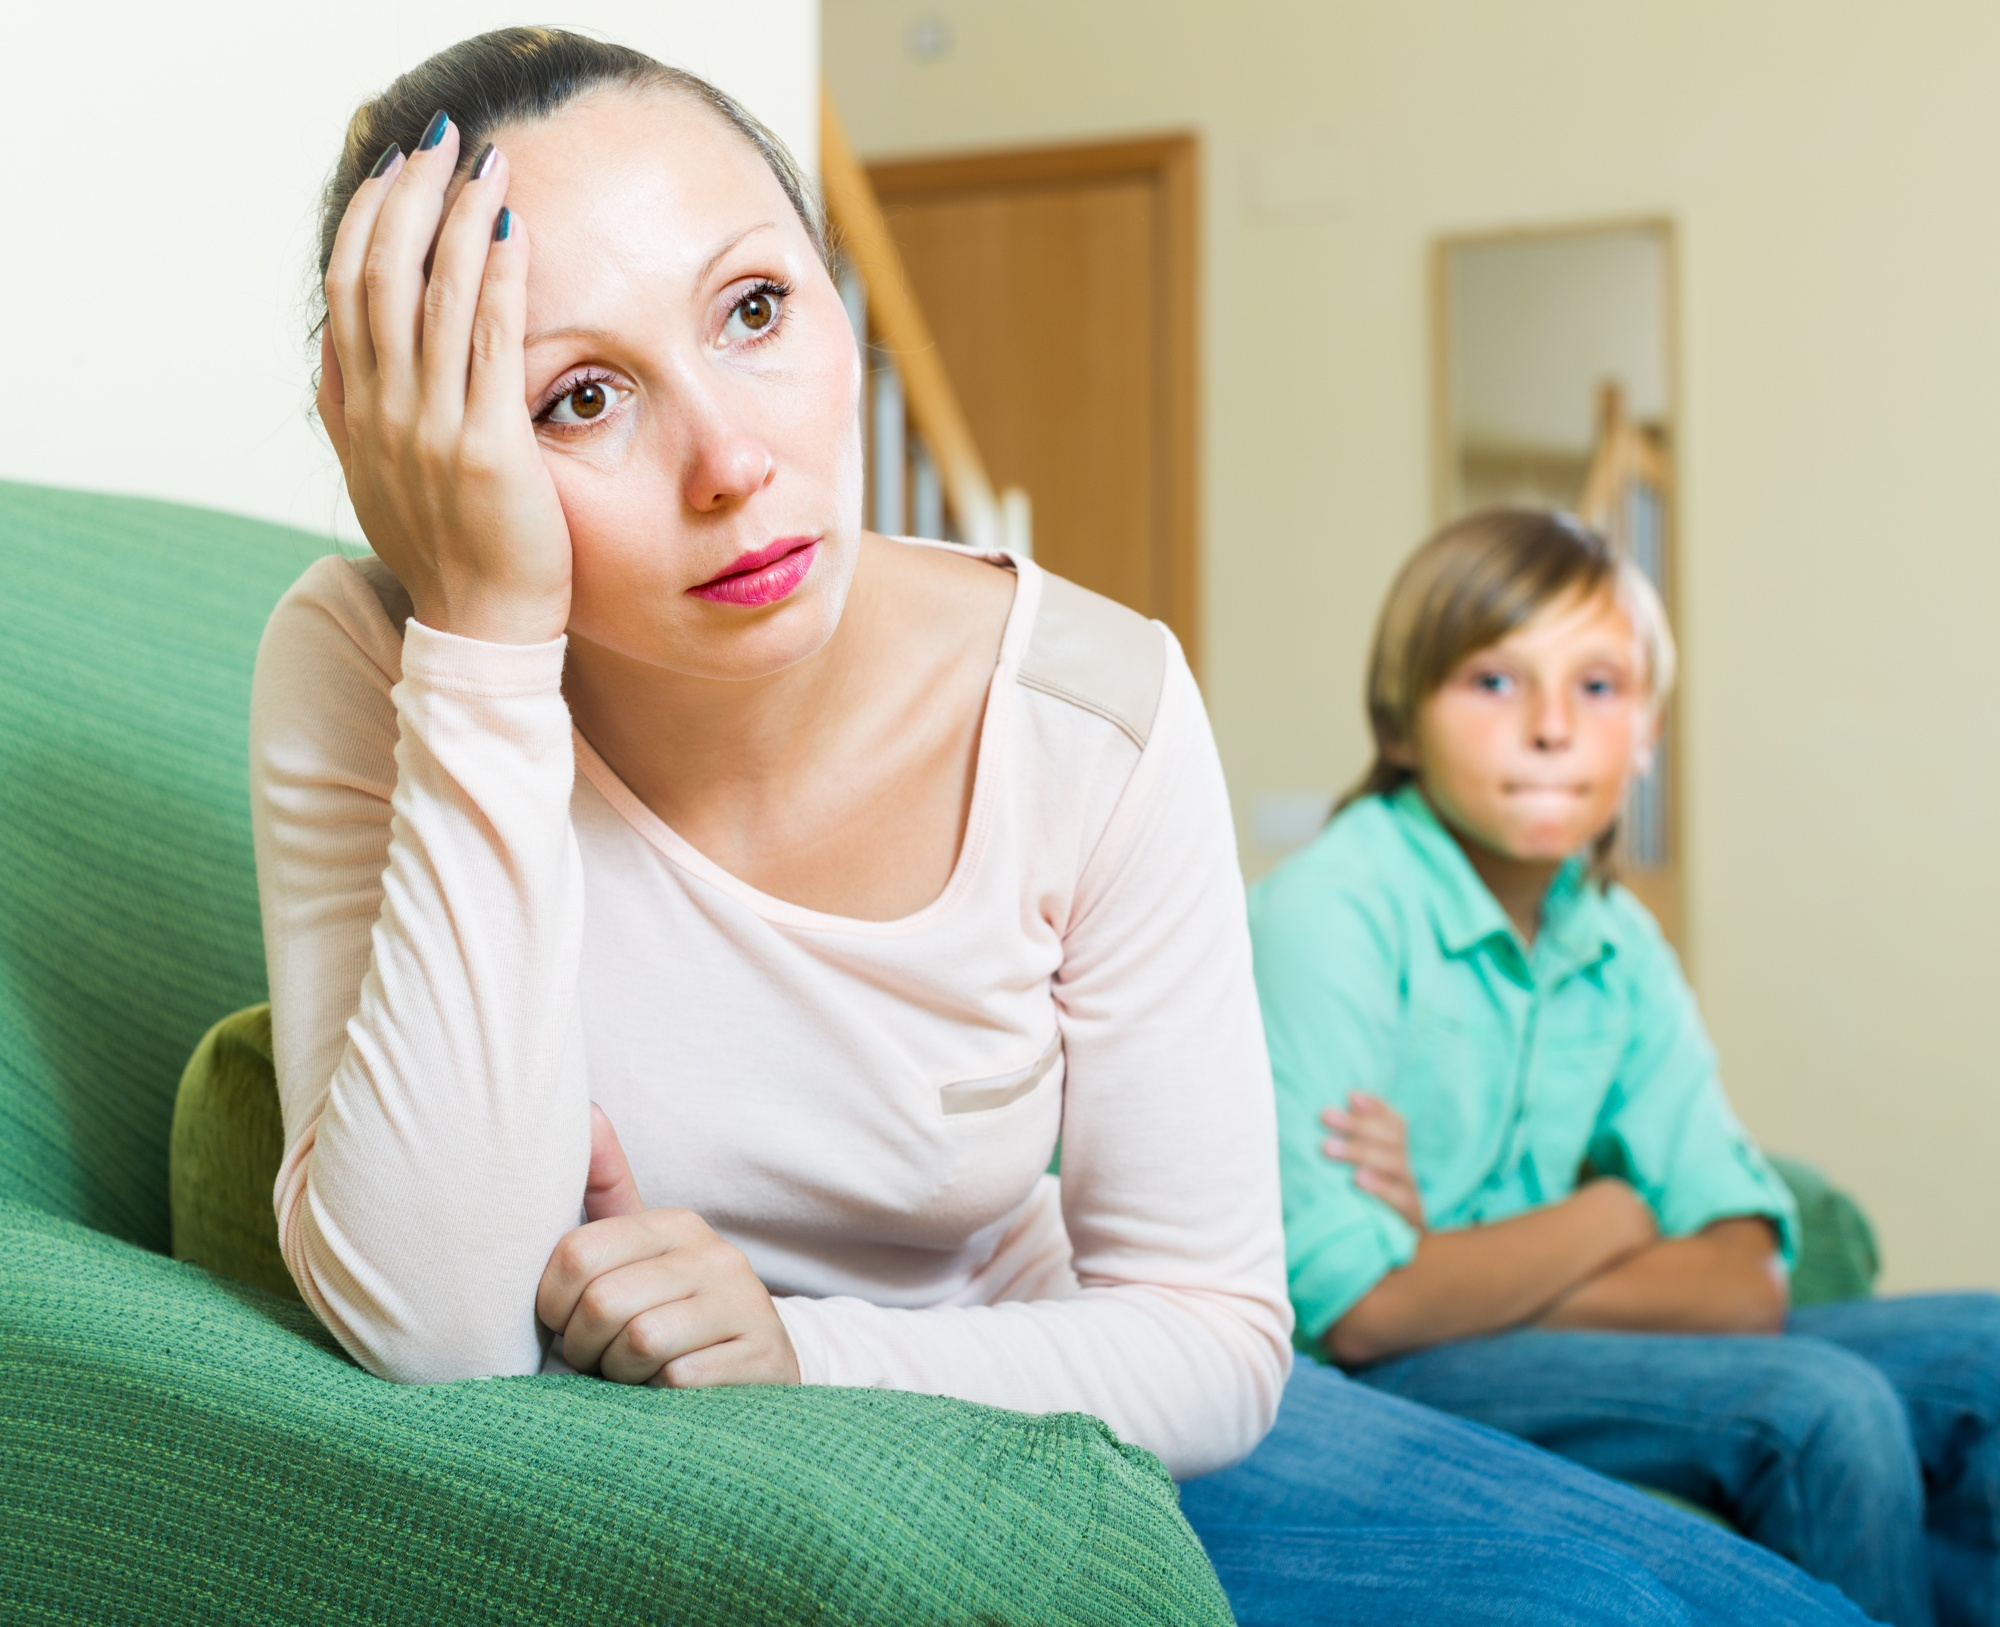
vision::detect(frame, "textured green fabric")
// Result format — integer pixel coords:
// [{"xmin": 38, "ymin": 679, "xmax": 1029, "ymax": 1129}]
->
[
  {"xmin": 1771, "ymin": 1155, "xmax": 1880, "ymax": 1308},
  {"xmin": 171, "ymin": 1004, "xmax": 299, "ymax": 1302},
  {"xmin": 0, "ymin": 480, "xmax": 319, "ymax": 1248},
  {"xmin": 0, "ymin": 1199, "xmax": 1231, "ymax": 1625}
]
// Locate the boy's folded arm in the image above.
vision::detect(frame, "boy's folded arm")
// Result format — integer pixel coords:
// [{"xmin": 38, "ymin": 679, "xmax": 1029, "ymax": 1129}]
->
[
  {"xmin": 1326, "ymin": 1179, "xmax": 1657, "ymax": 1367},
  {"xmin": 1535, "ymin": 1215, "xmax": 1788, "ymax": 1335},
  {"xmin": 1586, "ymin": 898, "xmax": 1802, "ymax": 1269}
]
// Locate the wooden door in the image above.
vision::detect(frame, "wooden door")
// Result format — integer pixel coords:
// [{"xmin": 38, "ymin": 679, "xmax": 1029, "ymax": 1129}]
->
[{"xmin": 868, "ymin": 136, "xmax": 1200, "ymax": 668}]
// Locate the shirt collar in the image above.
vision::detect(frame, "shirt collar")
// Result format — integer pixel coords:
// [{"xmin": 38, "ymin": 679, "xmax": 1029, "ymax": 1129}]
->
[{"xmin": 1385, "ymin": 784, "xmax": 1617, "ymax": 976}]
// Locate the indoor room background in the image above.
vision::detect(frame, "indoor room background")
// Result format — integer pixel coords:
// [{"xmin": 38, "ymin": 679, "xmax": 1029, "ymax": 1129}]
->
[{"xmin": 10, "ymin": 1, "xmax": 1996, "ymax": 1295}]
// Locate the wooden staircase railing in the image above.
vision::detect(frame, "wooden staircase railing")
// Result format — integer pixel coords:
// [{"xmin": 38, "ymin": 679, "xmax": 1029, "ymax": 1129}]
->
[{"xmin": 819, "ymin": 89, "xmax": 1031, "ymax": 556}]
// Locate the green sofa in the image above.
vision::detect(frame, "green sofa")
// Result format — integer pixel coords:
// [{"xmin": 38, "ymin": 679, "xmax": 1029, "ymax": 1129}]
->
[{"xmin": 0, "ymin": 481, "xmax": 1233, "ymax": 1626}]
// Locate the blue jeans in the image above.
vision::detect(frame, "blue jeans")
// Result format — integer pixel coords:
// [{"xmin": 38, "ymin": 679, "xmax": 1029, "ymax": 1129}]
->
[
  {"xmin": 1348, "ymin": 1294, "xmax": 2000, "ymax": 1627},
  {"xmin": 1180, "ymin": 1360, "xmax": 1873, "ymax": 1625}
]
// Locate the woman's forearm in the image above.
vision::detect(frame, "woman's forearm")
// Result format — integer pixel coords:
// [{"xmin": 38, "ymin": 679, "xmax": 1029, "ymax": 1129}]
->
[
  {"xmin": 255, "ymin": 568, "xmax": 590, "ymax": 1384},
  {"xmin": 1326, "ymin": 1180, "xmax": 1656, "ymax": 1367},
  {"xmin": 1536, "ymin": 1216, "xmax": 1787, "ymax": 1334}
]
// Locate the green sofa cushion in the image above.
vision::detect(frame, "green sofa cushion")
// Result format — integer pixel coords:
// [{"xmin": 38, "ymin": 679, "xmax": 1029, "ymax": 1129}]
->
[
  {"xmin": 2, "ymin": 1198, "xmax": 1231, "ymax": 1626},
  {"xmin": 0, "ymin": 481, "xmax": 316, "ymax": 1247},
  {"xmin": 170, "ymin": 1004, "xmax": 298, "ymax": 1302},
  {"xmin": 1770, "ymin": 1154, "xmax": 1880, "ymax": 1308}
]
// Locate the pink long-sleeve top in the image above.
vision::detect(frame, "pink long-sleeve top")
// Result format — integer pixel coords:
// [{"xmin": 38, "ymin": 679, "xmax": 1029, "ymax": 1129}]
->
[{"xmin": 250, "ymin": 541, "xmax": 1292, "ymax": 1479}]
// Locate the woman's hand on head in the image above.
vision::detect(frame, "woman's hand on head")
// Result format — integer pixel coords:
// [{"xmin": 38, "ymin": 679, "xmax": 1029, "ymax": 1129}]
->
[
  {"xmin": 318, "ymin": 115, "xmax": 572, "ymax": 645},
  {"xmin": 536, "ymin": 1106, "xmax": 801, "ymax": 1388},
  {"xmin": 1323, "ymin": 1092, "xmax": 1427, "ymax": 1232}
]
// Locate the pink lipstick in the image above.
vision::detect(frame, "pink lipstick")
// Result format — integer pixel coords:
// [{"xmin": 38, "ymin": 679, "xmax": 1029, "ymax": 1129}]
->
[{"xmin": 687, "ymin": 536, "xmax": 821, "ymax": 607}]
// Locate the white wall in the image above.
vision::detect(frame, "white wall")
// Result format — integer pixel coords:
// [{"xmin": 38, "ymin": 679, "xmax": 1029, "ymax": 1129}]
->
[
  {"xmin": 827, "ymin": 0, "xmax": 2000, "ymax": 1292},
  {"xmin": 0, "ymin": 3, "xmax": 819, "ymax": 542}
]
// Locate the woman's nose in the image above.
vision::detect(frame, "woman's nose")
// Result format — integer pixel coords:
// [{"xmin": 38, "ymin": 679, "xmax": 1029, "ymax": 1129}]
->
[
  {"xmin": 675, "ymin": 385, "xmax": 776, "ymax": 512},
  {"xmin": 682, "ymin": 428, "xmax": 775, "ymax": 512}
]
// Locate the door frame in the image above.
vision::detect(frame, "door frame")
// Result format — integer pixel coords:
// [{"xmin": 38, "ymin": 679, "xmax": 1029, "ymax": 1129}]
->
[{"xmin": 867, "ymin": 134, "xmax": 1202, "ymax": 673}]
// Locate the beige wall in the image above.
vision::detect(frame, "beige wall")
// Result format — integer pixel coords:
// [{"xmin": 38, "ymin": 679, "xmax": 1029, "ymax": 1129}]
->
[{"xmin": 827, "ymin": 0, "xmax": 2000, "ymax": 1291}]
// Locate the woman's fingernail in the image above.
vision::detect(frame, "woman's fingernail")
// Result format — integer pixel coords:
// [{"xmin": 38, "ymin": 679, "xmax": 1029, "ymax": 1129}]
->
[
  {"xmin": 471, "ymin": 143, "xmax": 498, "ymax": 181},
  {"xmin": 493, "ymin": 207, "xmax": 513, "ymax": 242},
  {"xmin": 418, "ymin": 110, "xmax": 450, "ymax": 152},
  {"xmin": 369, "ymin": 142, "xmax": 402, "ymax": 179}
]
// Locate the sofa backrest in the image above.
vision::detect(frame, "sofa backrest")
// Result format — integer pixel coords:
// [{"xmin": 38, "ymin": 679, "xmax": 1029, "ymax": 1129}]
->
[{"xmin": 0, "ymin": 481, "xmax": 325, "ymax": 1248}]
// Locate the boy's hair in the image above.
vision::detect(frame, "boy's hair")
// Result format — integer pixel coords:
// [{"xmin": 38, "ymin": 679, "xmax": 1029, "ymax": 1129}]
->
[{"xmin": 1339, "ymin": 507, "xmax": 1677, "ymax": 878}]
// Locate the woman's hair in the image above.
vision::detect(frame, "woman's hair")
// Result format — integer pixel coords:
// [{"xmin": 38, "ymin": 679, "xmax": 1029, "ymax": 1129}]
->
[
  {"xmin": 312, "ymin": 27, "xmax": 827, "ymax": 331},
  {"xmin": 1338, "ymin": 506, "xmax": 1677, "ymax": 875}
]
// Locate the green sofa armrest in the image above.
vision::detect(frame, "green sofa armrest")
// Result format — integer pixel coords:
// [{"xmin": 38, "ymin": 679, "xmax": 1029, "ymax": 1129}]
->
[{"xmin": 0, "ymin": 1200, "xmax": 1230, "ymax": 1625}]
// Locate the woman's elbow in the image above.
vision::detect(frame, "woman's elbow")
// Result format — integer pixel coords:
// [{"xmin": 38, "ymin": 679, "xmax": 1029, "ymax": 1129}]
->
[
  {"xmin": 286, "ymin": 1236, "xmax": 544, "ymax": 1383},
  {"xmin": 349, "ymin": 1323, "xmax": 537, "ymax": 1385},
  {"xmin": 1246, "ymin": 1333, "xmax": 1290, "ymax": 1444}
]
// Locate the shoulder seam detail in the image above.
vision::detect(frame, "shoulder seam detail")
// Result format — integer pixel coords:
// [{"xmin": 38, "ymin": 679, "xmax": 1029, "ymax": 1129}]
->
[
  {"xmin": 1018, "ymin": 671, "xmax": 1148, "ymax": 748},
  {"xmin": 1016, "ymin": 571, "xmax": 1166, "ymax": 750}
]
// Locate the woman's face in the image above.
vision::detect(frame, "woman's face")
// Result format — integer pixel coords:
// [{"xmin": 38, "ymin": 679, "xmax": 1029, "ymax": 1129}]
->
[
  {"xmin": 495, "ymin": 89, "xmax": 863, "ymax": 681},
  {"xmin": 1404, "ymin": 589, "xmax": 1655, "ymax": 865}
]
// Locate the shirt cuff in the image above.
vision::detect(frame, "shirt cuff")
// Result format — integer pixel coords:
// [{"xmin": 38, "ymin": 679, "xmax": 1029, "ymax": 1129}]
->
[
  {"xmin": 1287, "ymin": 1203, "xmax": 1420, "ymax": 1355},
  {"xmin": 1650, "ymin": 1137, "xmax": 1802, "ymax": 1269},
  {"xmin": 401, "ymin": 617, "xmax": 567, "ymax": 697},
  {"xmin": 773, "ymin": 1296, "xmax": 831, "ymax": 1386}
]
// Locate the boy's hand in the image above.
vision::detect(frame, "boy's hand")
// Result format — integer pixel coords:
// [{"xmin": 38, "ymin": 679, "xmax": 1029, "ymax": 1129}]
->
[
  {"xmin": 536, "ymin": 1106, "xmax": 800, "ymax": 1388},
  {"xmin": 1323, "ymin": 1092, "xmax": 1426, "ymax": 1232}
]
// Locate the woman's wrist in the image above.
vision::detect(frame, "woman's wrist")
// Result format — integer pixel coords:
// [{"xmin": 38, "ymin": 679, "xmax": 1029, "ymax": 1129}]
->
[
  {"xmin": 410, "ymin": 582, "xmax": 570, "ymax": 647},
  {"xmin": 398, "ymin": 614, "xmax": 568, "ymax": 697}
]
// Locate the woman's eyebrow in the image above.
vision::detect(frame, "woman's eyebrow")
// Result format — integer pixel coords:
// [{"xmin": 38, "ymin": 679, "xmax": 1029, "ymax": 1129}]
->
[
  {"xmin": 524, "ymin": 324, "xmax": 620, "ymax": 348},
  {"xmin": 695, "ymin": 221, "xmax": 779, "ymax": 286},
  {"xmin": 522, "ymin": 224, "xmax": 782, "ymax": 348}
]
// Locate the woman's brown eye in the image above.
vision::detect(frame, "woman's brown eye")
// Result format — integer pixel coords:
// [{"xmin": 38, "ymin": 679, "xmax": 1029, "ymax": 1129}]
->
[
  {"xmin": 722, "ymin": 288, "xmax": 784, "ymax": 342},
  {"xmin": 545, "ymin": 377, "xmax": 627, "ymax": 426}
]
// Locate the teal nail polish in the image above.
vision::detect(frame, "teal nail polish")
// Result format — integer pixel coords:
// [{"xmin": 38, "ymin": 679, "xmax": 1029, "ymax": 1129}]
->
[
  {"xmin": 493, "ymin": 207, "xmax": 512, "ymax": 243},
  {"xmin": 368, "ymin": 142, "xmax": 401, "ymax": 179},
  {"xmin": 418, "ymin": 109, "xmax": 449, "ymax": 152},
  {"xmin": 471, "ymin": 143, "xmax": 497, "ymax": 181}
]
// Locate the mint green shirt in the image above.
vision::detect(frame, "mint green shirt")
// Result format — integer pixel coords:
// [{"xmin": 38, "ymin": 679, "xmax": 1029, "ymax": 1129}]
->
[{"xmin": 1249, "ymin": 785, "xmax": 1798, "ymax": 1349}]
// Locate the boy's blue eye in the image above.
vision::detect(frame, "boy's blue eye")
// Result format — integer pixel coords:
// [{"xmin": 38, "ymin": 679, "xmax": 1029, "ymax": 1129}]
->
[{"xmin": 1474, "ymin": 672, "xmax": 1511, "ymax": 694}]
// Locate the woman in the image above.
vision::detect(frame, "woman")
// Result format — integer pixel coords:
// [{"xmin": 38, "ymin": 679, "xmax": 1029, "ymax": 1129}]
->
[{"xmin": 260, "ymin": 27, "xmax": 1871, "ymax": 1623}]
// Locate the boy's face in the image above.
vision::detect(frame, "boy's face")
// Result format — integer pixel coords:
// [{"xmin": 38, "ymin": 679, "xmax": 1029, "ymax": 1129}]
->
[{"xmin": 1402, "ymin": 589, "xmax": 1655, "ymax": 866}]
